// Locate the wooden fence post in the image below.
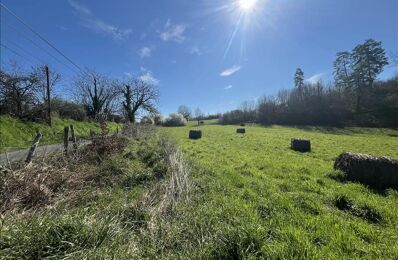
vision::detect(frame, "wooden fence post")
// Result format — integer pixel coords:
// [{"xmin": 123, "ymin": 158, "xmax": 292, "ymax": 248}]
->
[
  {"xmin": 25, "ymin": 132, "xmax": 42, "ymax": 163},
  {"xmin": 70, "ymin": 125, "xmax": 77, "ymax": 150},
  {"xmin": 64, "ymin": 126, "xmax": 69, "ymax": 155}
]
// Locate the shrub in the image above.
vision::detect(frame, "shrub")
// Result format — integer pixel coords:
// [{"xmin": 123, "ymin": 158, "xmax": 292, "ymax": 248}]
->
[
  {"xmin": 153, "ymin": 114, "xmax": 164, "ymax": 126},
  {"xmin": 219, "ymin": 109, "xmax": 256, "ymax": 125},
  {"xmin": 163, "ymin": 113, "xmax": 187, "ymax": 127},
  {"xmin": 51, "ymin": 98, "xmax": 87, "ymax": 121},
  {"xmin": 140, "ymin": 116, "xmax": 154, "ymax": 125}
]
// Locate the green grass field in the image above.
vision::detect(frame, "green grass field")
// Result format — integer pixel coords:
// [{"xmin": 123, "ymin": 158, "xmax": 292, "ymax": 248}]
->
[
  {"xmin": 0, "ymin": 116, "xmax": 121, "ymax": 153},
  {"xmin": 1, "ymin": 121, "xmax": 397, "ymax": 258},
  {"xmin": 160, "ymin": 123, "xmax": 398, "ymax": 258}
]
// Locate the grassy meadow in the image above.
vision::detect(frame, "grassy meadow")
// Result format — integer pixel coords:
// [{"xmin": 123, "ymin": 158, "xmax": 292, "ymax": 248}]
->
[
  {"xmin": 0, "ymin": 115, "xmax": 121, "ymax": 153},
  {"xmin": 160, "ymin": 122, "xmax": 398, "ymax": 258},
  {"xmin": 1, "ymin": 121, "xmax": 397, "ymax": 259}
]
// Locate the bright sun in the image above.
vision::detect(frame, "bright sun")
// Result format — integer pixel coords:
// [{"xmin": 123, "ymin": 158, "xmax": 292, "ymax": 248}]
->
[{"xmin": 238, "ymin": 0, "xmax": 257, "ymax": 11}]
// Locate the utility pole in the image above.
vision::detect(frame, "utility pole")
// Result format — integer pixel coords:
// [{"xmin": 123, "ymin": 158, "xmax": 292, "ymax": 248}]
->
[{"xmin": 45, "ymin": 65, "xmax": 52, "ymax": 126}]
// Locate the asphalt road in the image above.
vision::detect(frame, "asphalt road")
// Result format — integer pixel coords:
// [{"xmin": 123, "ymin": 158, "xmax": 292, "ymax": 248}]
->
[{"xmin": 0, "ymin": 141, "xmax": 88, "ymax": 165}]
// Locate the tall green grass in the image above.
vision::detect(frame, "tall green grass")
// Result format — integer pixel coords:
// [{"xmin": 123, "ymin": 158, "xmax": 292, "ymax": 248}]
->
[
  {"xmin": 0, "ymin": 115, "xmax": 121, "ymax": 152},
  {"xmin": 1, "ymin": 123, "xmax": 397, "ymax": 258},
  {"xmin": 159, "ymin": 124, "xmax": 398, "ymax": 258}
]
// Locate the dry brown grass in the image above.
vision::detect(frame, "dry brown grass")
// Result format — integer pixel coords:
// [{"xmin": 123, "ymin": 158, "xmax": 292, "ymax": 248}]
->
[
  {"xmin": 139, "ymin": 137, "xmax": 191, "ymax": 231},
  {"xmin": 0, "ymin": 135, "xmax": 129, "ymax": 213}
]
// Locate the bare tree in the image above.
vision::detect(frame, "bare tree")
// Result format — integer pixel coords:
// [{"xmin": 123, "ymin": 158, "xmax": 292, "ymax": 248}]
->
[
  {"xmin": 122, "ymin": 78, "xmax": 159, "ymax": 123},
  {"xmin": 0, "ymin": 66, "xmax": 40, "ymax": 118},
  {"xmin": 32, "ymin": 65, "xmax": 61, "ymax": 103},
  {"xmin": 74, "ymin": 70, "xmax": 118, "ymax": 121},
  {"xmin": 194, "ymin": 107, "xmax": 204, "ymax": 125},
  {"xmin": 177, "ymin": 105, "xmax": 192, "ymax": 120}
]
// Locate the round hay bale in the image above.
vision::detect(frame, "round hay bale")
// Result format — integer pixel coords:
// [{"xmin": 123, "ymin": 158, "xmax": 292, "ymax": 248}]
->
[
  {"xmin": 334, "ymin": 152, "xmax": 398, "ymax": 189},
  {"xmin": 237, "ymin": 128, "xmax": 246, "ymax": 134},
  {"xmin": 189, "ymin": 130, "xmax": 202, "ymax": 139},
  {"xmin": 291, "ymin": 138, "xmax": 311, "ymax": 152},
  {"xmin": 240, "ymin": 123, "xmax": 245, "ymax": 126}
]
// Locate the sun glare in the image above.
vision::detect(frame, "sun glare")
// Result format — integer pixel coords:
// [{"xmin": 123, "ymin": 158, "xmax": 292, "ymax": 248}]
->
[{"xmin": 238, "ymin": 0, "xmax": 257, "ymax": 11}]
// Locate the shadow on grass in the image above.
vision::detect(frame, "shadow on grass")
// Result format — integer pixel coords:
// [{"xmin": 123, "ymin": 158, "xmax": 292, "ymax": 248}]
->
[
  {"xmin": 293, "ymin": 125, "xmax": 398, "ymax": 136},
  {"xmin": 326, "ymin": 170, "xmax": 391, "ymax": 197},
  {"xmin": 334, "ymin": 195, "xmax": 382, "ymax": 223}
]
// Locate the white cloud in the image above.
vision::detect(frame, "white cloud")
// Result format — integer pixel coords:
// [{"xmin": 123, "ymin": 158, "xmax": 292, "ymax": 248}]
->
[
  {"xmin": 160, "ymin": 19, "xmax": 186, "ymax": 43},
  {"xmin": 83, "ymin": 20, "xmax": 132, "ymax": 40},
  {"xmin": 68, "ymin": 0, "xmax": 91, "ymax": 15},
  {"xmin": 139, "ymin": 71, "xmax": 159, "ymax": 86},
  {"xmin": 68, "ymin": 0, "xmax": 131, "ymax": 40},
  {"xmin": 224, "ymin": 85, "xmax": 233, "ymax": 90},
  {"xmin": 189, "ymin": 46, "xmax": 202, "ymax": 56},
  {"xmin": 220, "ymin": 65, "xmax": 241, "ymax": 77},
  {"xmin": 306, "ymin": 73, "xmax": 324, "ymax": 84},
  {"xmin": 139, "ymin": 47, "xmax": 152, "ymax": 58},
  {"xmin": 124, "ymin": 69, "xmax": 159, "ymax": 86}
]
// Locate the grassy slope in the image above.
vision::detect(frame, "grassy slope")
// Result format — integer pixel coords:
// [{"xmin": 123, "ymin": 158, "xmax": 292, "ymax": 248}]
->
[
  {"xmin": 161, "ymin": 123, "xmax": 398, "ymax": 258},
  {"xmin": 0, "ymin": 133, "xmax": 168, "ymax": 259},
  {"xmin": 0, "ymin": 115, "xmax": 121, "ymax": 153}
]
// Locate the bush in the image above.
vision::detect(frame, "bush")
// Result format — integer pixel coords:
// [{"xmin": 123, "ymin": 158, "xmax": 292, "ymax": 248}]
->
[
  {"xmin": 140, "ymin": 116, "xmax": 153, "ymax": 125},
  {"xmin": 153, "ymin": 114, "xmax": 164, "ymax": 126},
  {"xmin": 163, "ymin": 113, "xmax": 187, "ymax": 127},
  {"xmin": 51, "ymin": 98, "xmax": 87, "ymax": 121},
  {"xmin": 219, "ymin": 110, "xmax": 255, "ymax": 125}
]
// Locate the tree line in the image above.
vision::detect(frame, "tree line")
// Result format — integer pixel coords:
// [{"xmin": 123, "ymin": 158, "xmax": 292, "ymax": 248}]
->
[
  {"xmin": 0, "ymin": 62, "xmax": 159, "ymax": 124},
  {"xmin": 220, "ymin": 39, "xmax": 398, "ymax": 127}
]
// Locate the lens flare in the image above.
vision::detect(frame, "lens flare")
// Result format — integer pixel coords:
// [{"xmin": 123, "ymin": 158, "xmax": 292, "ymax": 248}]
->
[{"xmin": 238, "ymin": 0, "xmax": 257, "ymax": 11}]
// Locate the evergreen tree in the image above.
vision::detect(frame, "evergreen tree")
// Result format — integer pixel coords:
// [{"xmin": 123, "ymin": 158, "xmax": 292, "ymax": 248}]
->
[{"xmin": 294, "ymin": 68, "xmax": 304, "ymax": 89}]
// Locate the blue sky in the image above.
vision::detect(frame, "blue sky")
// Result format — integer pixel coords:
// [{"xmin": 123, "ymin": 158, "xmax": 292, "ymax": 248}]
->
[{"xmin": 1, "ymin": 0, "xmax": 397, "ymax": 115}]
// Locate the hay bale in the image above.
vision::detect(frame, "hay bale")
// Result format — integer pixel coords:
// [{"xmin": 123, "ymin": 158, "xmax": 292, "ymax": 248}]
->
[
  {"xmin": 291, "ymin": 138, "xmax": 311, "ymax": 152},
  {"xmin": 189, "ymin": 130, "xmax": 202, "ymax": 139},
  {"xmin": 240, "ymin": 123, "xmax": 245, "ymax": 126},
  {"xmin": 237, "ymin": 128, "xmax": 246, "ymax": 134},
  {"xmin": 334, "ymin": 152, "xmax": 398, "ymax": 189}
]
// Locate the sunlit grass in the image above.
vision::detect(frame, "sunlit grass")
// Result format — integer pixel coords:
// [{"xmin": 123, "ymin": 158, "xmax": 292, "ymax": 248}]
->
[
  {"xmin": 0, "ymin": 115, "xmax": 121, "ymax": 153},
  {"xmin": 160, "ymin": 123, "xmax": 398, "ymax": 258},
  {"xmin": 1, "ymin": 123, "xmax": 397, "ymax": 258}
]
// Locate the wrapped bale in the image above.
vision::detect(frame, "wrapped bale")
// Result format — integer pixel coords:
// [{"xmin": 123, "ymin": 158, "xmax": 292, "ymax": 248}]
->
[
  {"xmin": 240, "ymin": 123, "xmax": 246, "ymax": 126},
  {"xmin": 237, "ymin": 128, "xmax": 246, "ymax": 134},
  {"xmin": 334, "ymin": 152, "xmax": 398, "ymax": 189},
  {"xmin": 189, "ymin": 130, "xmax": 202, "ymax": 139},
  {"xmin": 291, "ymin": 138, "xmax": 311, "ymax": 152}
]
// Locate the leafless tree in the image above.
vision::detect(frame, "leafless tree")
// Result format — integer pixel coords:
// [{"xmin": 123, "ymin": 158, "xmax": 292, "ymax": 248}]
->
[
  {"xmin": 122, "ymin": 78, "xmax": 159, "ymax": 123},
  {"xmin": 177, "ymin": 105, "xmax": 192, "ymax": 120},
  {"xmin": 0, "ymin": 64, "xmax": 40, "ymax": 118},
  {"xmin": 31, "ymin": 65, "xmax": 61, "ymax": 103},
  {"xmin": 74, "ymin": 70, "xmax": 118, "ymax": 121}
]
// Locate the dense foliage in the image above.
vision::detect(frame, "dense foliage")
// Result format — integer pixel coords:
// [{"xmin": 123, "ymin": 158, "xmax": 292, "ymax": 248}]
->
[{"xmin": 163, "ymin": 113, "xmax": 187, "ymax": 127}]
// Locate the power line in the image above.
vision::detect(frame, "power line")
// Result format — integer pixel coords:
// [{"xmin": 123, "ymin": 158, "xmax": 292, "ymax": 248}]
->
[
  {"xmin": 1, "ymin": 20, "xmax": 80, "ymax": 74},
  {"xmin": 1, "ymin": 2, "xmax": 85, "ymax": 73},
  {"xmin": 3, "ymin": 38, "xmax": 47, "ymax": 64},
  {"xmin": 0, "ymin": 43, "xmax": 37, "ymax": 65}
]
